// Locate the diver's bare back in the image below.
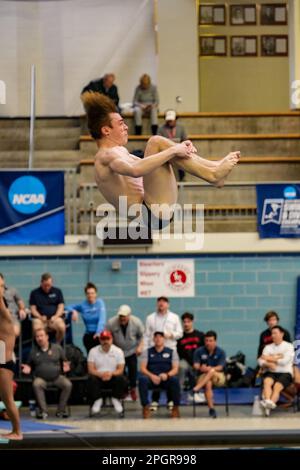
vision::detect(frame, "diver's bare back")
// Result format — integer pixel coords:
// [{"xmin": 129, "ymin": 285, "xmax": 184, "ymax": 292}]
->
[{"xmin": 94, "ymin": 146, "xmax": 144, "ymax": 208}]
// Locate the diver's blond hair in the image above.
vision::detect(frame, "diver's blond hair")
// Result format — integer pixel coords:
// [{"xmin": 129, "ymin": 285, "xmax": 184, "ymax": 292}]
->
[{"xmin": 81, "ymin": 91, "xmax": 117, "ymax": 140}]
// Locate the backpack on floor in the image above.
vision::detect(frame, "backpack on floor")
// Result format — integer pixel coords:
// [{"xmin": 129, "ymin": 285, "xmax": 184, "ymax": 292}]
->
[{"xmin": 226, "ymin": 351, "xmax": 246, "ymax": 385}]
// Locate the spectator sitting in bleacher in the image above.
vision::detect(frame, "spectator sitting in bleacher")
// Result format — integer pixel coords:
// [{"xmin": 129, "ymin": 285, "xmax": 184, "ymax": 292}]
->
[
  {"xmin": 158, "ymin": 110, "xmax": 188, "ymax": 181},
  {"xmin": 193, "ymin": 331, "xmax": 226, "ymax": 419},
  {"xmin": 177, "ymin": 312, "xmax": 204, "ymax": 394},
  {"xmin": 29, "ymin": 273, "xmax": 65, "ymax": 344},
  {"xmin": 66, "ymin": 282, "xmax": 106, "ymax": 353},
  {"xmin": 21, "ymin": 328, "xmax": 72, "ymax": 419},
  {"xmin": 0, "ymin": 273, "xmax": 27, "ymax": 337},
  {"xmin": 258, "ymin": 325, "xmax": 294, "ymax": 415},
  {"xmin": 106, "ymin": 304, "xmax": 144, "ymax": 401},
  {"xmin": 257, "ymin": 310, "xmax": 291, "ymax": 357},
  {"xmin": 87, "ymin": 330, "xmax": 127, "ymax": 416},
  {"xmin": 133, "ymin": 74, "xmax": 159, "ymax": 135},
  {"xmin": 82, "ymin": 73, "xmax": 120, "ymax": 111},
  {"xmin": 139, "ymin": 331, "xmax": 180, "ymax": 419}
]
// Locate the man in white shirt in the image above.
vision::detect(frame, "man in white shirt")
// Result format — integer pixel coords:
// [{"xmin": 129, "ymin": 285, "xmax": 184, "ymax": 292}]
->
[
  {"xmin": 258, "ymin": 325, "xmax": 294, "ymax": 414},
  {"xmin": 144, "ymin": 296, "xmax": 182, "ymax": 410},
  {"xmin": 144, "ymin": 297, "xmax": 182, "ymax": 351},
  {"xmin": 87, "ymin": 330, "xmax": 128, "ymax": 415}
]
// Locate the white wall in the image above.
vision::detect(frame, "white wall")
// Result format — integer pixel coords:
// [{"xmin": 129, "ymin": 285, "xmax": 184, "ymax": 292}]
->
[
  {"xmin": 0, "ymin": 0, "xmax": 156, "ymax": 116},
  {"xmin": 157, "ymin": 0, "xmax": 199, "ymax": 112},
  {"xmin": 199, "ymin": 0, "xmax": 290, "ymax": 112},
  {"xmin": 289, "ymin": 0, "xmax": 300, "ymax": 109}
]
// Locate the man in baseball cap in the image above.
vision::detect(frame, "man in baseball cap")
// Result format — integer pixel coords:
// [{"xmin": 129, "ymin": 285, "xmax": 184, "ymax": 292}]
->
[
  {"xmin": 99, "ymin": 330, "xmax": 112, "ymax": 340},
  {"xmin": 157, "ymin": 110, "xmax": 188, "ymax": 181},
  {"xmin": 87, "ymin": 328, "xmax": 127, "ymax": 416},
  {"xmin": 117, "ymin": 305, "xmax": 131, "ymax": 317},
  {"xmin": 106, "ymin": 305, "xmax": 144, "ymax": 401}
]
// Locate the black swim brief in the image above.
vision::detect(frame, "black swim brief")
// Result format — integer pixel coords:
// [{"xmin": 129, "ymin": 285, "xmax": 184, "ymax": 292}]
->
[
  {"xmin": 141, "ymin": 201, "xmax": 174, "ymax": 231},
  {"xmin": 0, "ymin": 360, "xmax": 15, "ymax": 373}
]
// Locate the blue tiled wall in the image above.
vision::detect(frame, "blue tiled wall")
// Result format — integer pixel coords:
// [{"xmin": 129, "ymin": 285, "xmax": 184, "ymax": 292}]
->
[{"xmin": 1, "ymin": 254, "xmax": 299, "ymax": 368}]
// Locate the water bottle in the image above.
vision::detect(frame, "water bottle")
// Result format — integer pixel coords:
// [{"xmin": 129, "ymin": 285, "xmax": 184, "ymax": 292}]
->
[
  {"xmin": 252, "ymin": 395, "xmax": 263, "ymax": 416},
  {"xmin": 28, "ymin": 400, "xmax": 36, "ymax": 417}
]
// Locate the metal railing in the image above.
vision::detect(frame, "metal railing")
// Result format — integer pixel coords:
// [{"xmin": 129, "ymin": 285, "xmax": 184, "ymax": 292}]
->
[
  {"xmin": 28, "ymin": 65, "xmax": 36, "ymax": 170},
  {"xmin": 77, "ymin": 180, "xmax": 268, "ymax": 220},
  {"xmin": 76, "ymin": 180, "xmax": 300, "ymax": 233}
]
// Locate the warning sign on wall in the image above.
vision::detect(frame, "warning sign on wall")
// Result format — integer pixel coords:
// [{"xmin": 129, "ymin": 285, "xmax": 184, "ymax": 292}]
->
[{"xmin": 137, "ymin": 259, "xmax": 195, "ymax": 298}]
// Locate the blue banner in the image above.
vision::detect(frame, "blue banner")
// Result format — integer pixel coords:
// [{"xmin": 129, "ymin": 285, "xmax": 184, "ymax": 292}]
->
[
  {"xmin": 0, "ymin": 171, "xmax": 64, "ymax": 245},
  {"xmin": 256, "ymin": 183, "xmax": 300, "ymax": 238}
]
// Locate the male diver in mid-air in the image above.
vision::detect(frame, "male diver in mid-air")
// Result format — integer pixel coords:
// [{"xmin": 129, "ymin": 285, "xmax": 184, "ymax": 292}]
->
[{"xmin": 81, "ymin": 92, "xmax": 240, "ymax": 227}]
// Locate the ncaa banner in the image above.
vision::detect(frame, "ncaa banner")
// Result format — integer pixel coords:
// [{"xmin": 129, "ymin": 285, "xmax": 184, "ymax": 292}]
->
[
  {"xmin": 0, "ymin": 171, "xmax": 64, "ymax": 245},
  {"xmin": 138, "ymin": 259, "xmax": 195, "ymax": 297},
  {"xmin": 256, "ymin": 183, "xmax": 300, "ymax": 238}
]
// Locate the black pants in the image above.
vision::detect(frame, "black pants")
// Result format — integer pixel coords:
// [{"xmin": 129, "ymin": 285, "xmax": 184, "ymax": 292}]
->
[
  {"xmin": 125, "ymin": 354, "xmax": 138, "ymax": 389},
  {"xmin": 87, "ymin": 375, "xmax": 128, "ymax": 403},
  {"xmin": 83, "ymin": 333, "xmax": 99, "ymax": 353}
]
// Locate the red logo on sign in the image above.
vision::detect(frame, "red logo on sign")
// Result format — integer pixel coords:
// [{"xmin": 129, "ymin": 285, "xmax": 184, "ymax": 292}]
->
[{"xmin": 169, "ymin": 270, "xmax": 187, "ymax": 286}]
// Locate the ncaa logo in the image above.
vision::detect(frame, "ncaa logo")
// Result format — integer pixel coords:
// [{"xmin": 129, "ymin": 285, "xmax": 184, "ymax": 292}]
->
[
  {"xmin": 284, "ymin": 186, "xmax": 297, "ymax": 199},
  {"xmin": 8, "ymin": 176, "xmax": 46, "ymax": 214}
]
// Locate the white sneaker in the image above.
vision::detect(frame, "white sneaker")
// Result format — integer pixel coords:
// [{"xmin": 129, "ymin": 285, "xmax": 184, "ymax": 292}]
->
[
  {"xmin": 91, "ymin": 398, "xmax": 103, "ymax": 415},
  {"xmin": 124, "ymin": 393, "xmax": 133, "ymax": 402},
  {"xmin": 194, "ymin": 392, "xmax": 206, "ymax": 404},
  {"xmin": 167, "ymin": 401, "xmax": 174, "ymax": 411},
  {"xmin": 265, "ymin": 399, "xmax": 276, "ymax": 409},
  {"xmin": 150, "ymin": 401, "xmax": 158, "ymax": 411},
  {"xmin": 111, "ymin": 397, "xmax": 123, "ymax": 414},
  {"xmin": 260, "ymin": 399, "xmax": 267, "ymax": 409}
]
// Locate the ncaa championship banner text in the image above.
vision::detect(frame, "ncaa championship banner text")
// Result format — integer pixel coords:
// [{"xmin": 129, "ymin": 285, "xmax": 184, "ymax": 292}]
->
[{"xmin": 0, "ymin": 171, "xmax": 65, "ymax": 245}]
